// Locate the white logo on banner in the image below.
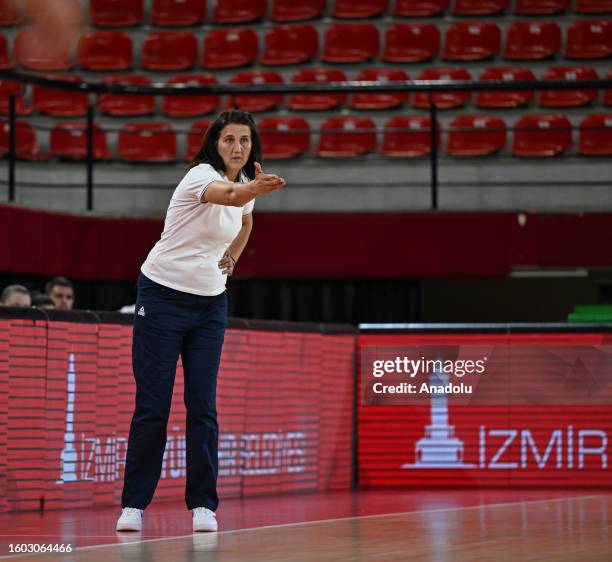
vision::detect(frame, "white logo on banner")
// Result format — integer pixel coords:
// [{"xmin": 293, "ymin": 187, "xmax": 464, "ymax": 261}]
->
[{"xmin": 57, "ymin": 352, "xmax": 78, "ymax": 483}]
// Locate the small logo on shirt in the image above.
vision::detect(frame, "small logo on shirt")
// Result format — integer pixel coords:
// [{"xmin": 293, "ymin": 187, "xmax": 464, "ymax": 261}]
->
[{"xmin": 138, "ymin": 306, "xmax": 146, "ymax": 317}]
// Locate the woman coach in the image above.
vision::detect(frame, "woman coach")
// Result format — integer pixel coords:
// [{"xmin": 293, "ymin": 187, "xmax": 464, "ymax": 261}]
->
[{"xmin": 117, "ymin": 110, "xmax": 285, "ymax": 533}]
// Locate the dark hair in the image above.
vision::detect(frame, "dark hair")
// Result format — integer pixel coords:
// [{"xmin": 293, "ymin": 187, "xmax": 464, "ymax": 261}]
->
[
  {"xmin": 45, "ymin": 276, "xmax": 74, "ymax": 294},
  {"xmin": 189, "ymin": 110, "xmax": 262, "ymax": 181},
  {"xmin": 32, "ymin": 294, "xmax": 55, "ymax": 308}
]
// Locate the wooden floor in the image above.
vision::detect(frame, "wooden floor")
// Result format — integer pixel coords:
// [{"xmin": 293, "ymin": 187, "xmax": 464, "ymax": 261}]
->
[{"xmin": 1, "ymin": 491, "xmax": 611, "ymax": 561}]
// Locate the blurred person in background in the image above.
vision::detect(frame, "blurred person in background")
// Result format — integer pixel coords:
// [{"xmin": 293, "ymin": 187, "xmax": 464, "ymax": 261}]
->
[
  {"xmin": 1, "ymin": 285, "xmax": 31, "ymax": 307},
  {"xmin": 32, "ymin": 294, "xmax": 55, "ymax": 309},
  {"xmin": 45, "ymin": 276, "xmax": 75, "ymax": 310}
]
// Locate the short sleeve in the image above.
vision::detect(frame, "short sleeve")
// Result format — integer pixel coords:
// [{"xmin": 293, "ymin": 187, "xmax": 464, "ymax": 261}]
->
[
  {"xmin": 181, "ymin": 164, "xmax": 224, "ymax": 201},
  {"xmin": 242, "ymin": 198, "xmax": 254, "ymax": 215}
]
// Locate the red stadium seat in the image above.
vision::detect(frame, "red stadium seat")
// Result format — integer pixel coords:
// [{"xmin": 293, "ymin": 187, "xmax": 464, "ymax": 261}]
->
[
  {"xmin": 413, "ymin": 67, "xmax": 472, "ymax": 109},
  {"xmin": 0, "ymin": 33, "xmax": 12, "ymax": 69},
  {"xmin": 119, "ymin": 122, "xmax": 176, "ymax": 162},
  {"xmin": 381, "ymin": 116, "xmax": 439, "ymax": 157},
  {"xmin": 0, "ymin": 0, "xmax": 21, "ymax": 25},
  {"xmin": 77, "ymin": 31, "xmax": 132, "ymax": 70},
  {"xmin": 447, "ymin": 115, "xmax": 507, "ymax": 156},
  {"xmin": 261, "ymin": 24, "xmax": 318, "ymax": 65},
  {"xmin": 288, "ymin": 68, "xmax": 348, "ymax": 110},
  {"xmin": 350, "ymin": 68, "xmax": 410, "ymax": 110},
  {"xmin": 32, "ymin": 74, "xmax": 88, "ymax": 116},
  {"xmin": 317, "ymin": 116, "xmax": 376, "ymax": 157},
  {"xmin": 15, "ymin": 27, "xmax": 72, "ymax": 70},
  {"xmin": 576, "ymin": 0, "xmax": 612, "ymax": 13},
  {"xmin": 322, "ymin": 23, "xmax": 380, "ymax": 63},
  {"xmin": 564, "ymin": 20, "xmax": 612, "ymax": 59},
  {"xmin": 202, "ymin": 28, "xmax": 258, "ymax": 69},
  {"xmin": 0, "ymin": 80, "xmax": 31, "ymax": 115},
  {"xmin": 332, "ymin": 0, "xmax": 388, "ymax": 18},
  {"xmin": 382, "ymin": 23, "xmax": 440, "ymax": 63},
  {"xmin": 393, "ymin": 0, "xmax": 449, "ymax": 16},
  {"xmin": 212, "ymin": 0, "xmax": 267, "ymax": 23},
  {"xmin": 475, "ymin": 67, "xmax": 536, "ymax": 108},
  {"xmin": 50, "ymin": 122, "xmax": 109, "ymax": 160},
  {"xmin": 163, "ymin": 74, "xmax": 220, "ymax": 117},
  {"xmin": 258, "ymin": 116, "xmax": 310, "ymax": 159},
  {"xmin": 22, "ymin": 0, "xmax": 81, "ymax": 20},
  {"xmin": 504, "ymin": 21, "xmax": 561, "ymax": 60},
  {"xmin": 0, "ymin": 120, "xmax": 42, "ymax": 159},
  {"xmin": 99, "ymin": 75, "xmax": 155, "ymax": 116},
  {"xmin": 271, "ymin": 0, "xmax": 325, "ymax": 21},
  {"xmin": 89, "ymin": 0, "xmax": 144, "ymax": 27},
  {"xmin": 443, "ymin": 22, "xmax": 501, "ymax": 61},
  {"xmin": 514, "ymin": 0, "xmax": 569, "ymax": 14},
  {"xmin": 540, "ymin": 67, "xmax": 599, "ymax": 107},
  {"xmin": 151, "ymin": 0, "xmax": 206, "ymax": 26},
  {"xmin": 186, "ymin": 119, "xmax": 212, "ymax": 160},
  {"xmin": 512, "ymin": 114, "xmax": 573, "ymax": 156},
  {"xmin": 229, "ymin": 70, "xmax": 284, "ymax": 113},
  {"xmin": 142, "ymin": 31, "xmax": 197, "ymax": 71},
  {"xmin": 578, "ymin": 114, "xmax": 612, "ymax": 155},
  {"xmin": 454, "ymin": 0, "xmax": 508, "ymax": 15},
  {"xmin": 604, "ymin": 70, "xmax": 612, "ymax": 105}
]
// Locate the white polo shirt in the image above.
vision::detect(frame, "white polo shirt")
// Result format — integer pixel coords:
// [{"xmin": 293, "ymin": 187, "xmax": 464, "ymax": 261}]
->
[{"xmin": 141, "ymin": 163, "xmax": 254, "ymax": 296}]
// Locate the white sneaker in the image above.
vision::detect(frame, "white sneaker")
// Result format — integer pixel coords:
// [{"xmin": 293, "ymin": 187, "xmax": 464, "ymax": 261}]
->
[
  {"xmin": 116, "ymin": 507, "xmax": 143, "ymax": 532},
  {"xmin": 192, "ymin": 507, "xmax": 218, "ymax": 532}
]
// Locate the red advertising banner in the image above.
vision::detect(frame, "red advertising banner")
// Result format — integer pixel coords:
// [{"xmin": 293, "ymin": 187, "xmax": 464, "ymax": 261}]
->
[
  {"xmin": 0, "ymin": 317, "xmax": 354, "ymax": 512},
  {"xmin": 358, "ymin": 332, "xmax": 612, "ymax": 488}
]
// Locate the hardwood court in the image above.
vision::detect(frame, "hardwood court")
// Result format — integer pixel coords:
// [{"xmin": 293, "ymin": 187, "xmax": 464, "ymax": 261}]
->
[{"xmin": 1, "ymin": 490, "xmax": 611, "ymax": 561}]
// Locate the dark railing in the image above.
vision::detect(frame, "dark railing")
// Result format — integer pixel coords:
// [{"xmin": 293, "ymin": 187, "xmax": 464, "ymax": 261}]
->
[{"xmin": 1, "ymin": 69, "xmax": 611, "ymax": 211}]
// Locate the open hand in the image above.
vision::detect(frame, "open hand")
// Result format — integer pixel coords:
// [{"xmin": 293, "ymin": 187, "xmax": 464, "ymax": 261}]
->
[{"xmin": 251, "ymin": 162, "xmax": 285, "ymax": 195}]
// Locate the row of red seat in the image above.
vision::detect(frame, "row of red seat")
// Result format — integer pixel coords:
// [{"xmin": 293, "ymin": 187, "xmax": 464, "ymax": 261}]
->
[
  {"xmin": 1, "ymin": 0, "xmax": 610, "ymax": 28},
  {"xmin": 2, "ymin": 20, "xmax": 610, "ymax": 72},
  {"xmin": 2, "ymin": 113, "xmax": 610, "ymax": 161},
  {"xmin": 2, "ymin": 66, "xmax": 610, "ymax": 117}
]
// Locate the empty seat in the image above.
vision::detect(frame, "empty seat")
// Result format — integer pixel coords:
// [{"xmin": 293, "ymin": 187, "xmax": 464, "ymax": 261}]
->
[
  {"xmin": 504, "ymin": 21, "xmax": 561, "ymax": 60},
  {"xmin": 0, "ymin": 0, "xmax": 21, "ymax": 25},
  {"xmin": 258, "ymin": 116, "xmax": 310, "ymax": 159},
  {"xmin": 443, "ymin": 22, "xmax": 501, "ymax": 61},
  {"xmin": 229, "ymin": 70, "xmax": 284, "ymax": 112},
  {"xmin": 475, "ymin": 66, "xmax": 536, "ymax": 108},
  {"xmin": 0, "ymin": 81, "xmax": 31, "ymax": 115},
  {"xmin": 576, "ymin": 0, "xmax": 612, "ymax": 13},
  {"xmin": 77, "ymin": 31, "xmax": 132, "ymax": 70},
  {"xmin": 322, "ymin": 23, "xmax": 380, "ymax": 63},
  {"xmin": 564, "ymin": 20, "xmax": 612, "ymax": 59},
  {"xmin": 0, "ymin": 120, "xmax": 41, "ymax": 159},
  {"xmin": 447, "ymin": 115, "xmax": 507, "ymax": 156},
  {"xmin": 455, "ymin": 0, "xmax": 508, "ymax": 14},
  {"xmin": 261, "ymin": 24, "xmax": 318, "ymax": 65},
  {"xmin": 202, "ymin": 28, "xmax": 258, "ymax": 69},
  {"xmin": 89, "ymin": 0, "xmax": 143, "ymax": 27},
  {"xmin": 540, "ymin": 66, "xmax": 599, "ymax": 107},
  {"xmin": 512, "ymin": 114, "xmax": 573, "ymax": 156},
  {"xmin": 578, "ymin": 114, "xmax": 612, "ymax": 155},
  {"xmin": 119, "ymin": 122, "xmax": 176, "ymax": 162},
  {"xmin": 393, "ymin": 0, "xmax": 449, "ymax": 16},
  {"xmin": 332, "ymin": 0, "xmax": 388, "ymax": 18},
  {"xmin": 212, "ymin": 0, "xmax": 267, "ymax": 23},
  {"xmin": 151, "ymin": 0, "xmax": 205, "ymax": 26},
  {"xmin": 99, "ymin": 75, "xmax": 155, "ymax": 116},
  {"xmin": 382, "ymin": 23, "xmax": 440, "ymax": 63},
  {"xmin": 163, "ymin": 74, "xmax": 220, "ymax": 117},
  {"xmin": 288, "ymin": 68, "xmax": 348, "ymax": 110},
  {"xmin": 413, "ymin": 67, "xmax": 472, "ymax": 109},
  {"xmin": 187, "ymin": 119, "xmax": 212, "ymax": 160},
  {"xmin": 317, "ymin": 116, "xmax": 376, "ymax": 157},
  {"xmin": 271, "ymin": 0, "xmax": 325, "ymax": 21},
  {"xmin": 15, "ymin": 27, "xmax": 72, "ymax": 70},
  {"xmin": 142, "ymin": 31, "xmax": 197, "ymax": 71},
  {"xmin": 32, "ymin": 74, "xmax": 89, "ymax": 116},
  {"xmin": 0, "ymin": 33, "xmax": 12, "ymax": 69},
  {"xmin": 604, "ymin": 70, "xmax": 612, "ymax": 105},
  {"xmin": 514, "ymin": 0, "xmax": 569, "ymax": 14},
  {"xmin": 350, "ymin": 68, "xmax": 410, "ymax": 110},
  {"xmin": 50, "ymin": 122, "xmax": 109, "ymax": 160},
  {"xmin": 382, "ymin": 116, "xmax": 439, "ymax": 157}
]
